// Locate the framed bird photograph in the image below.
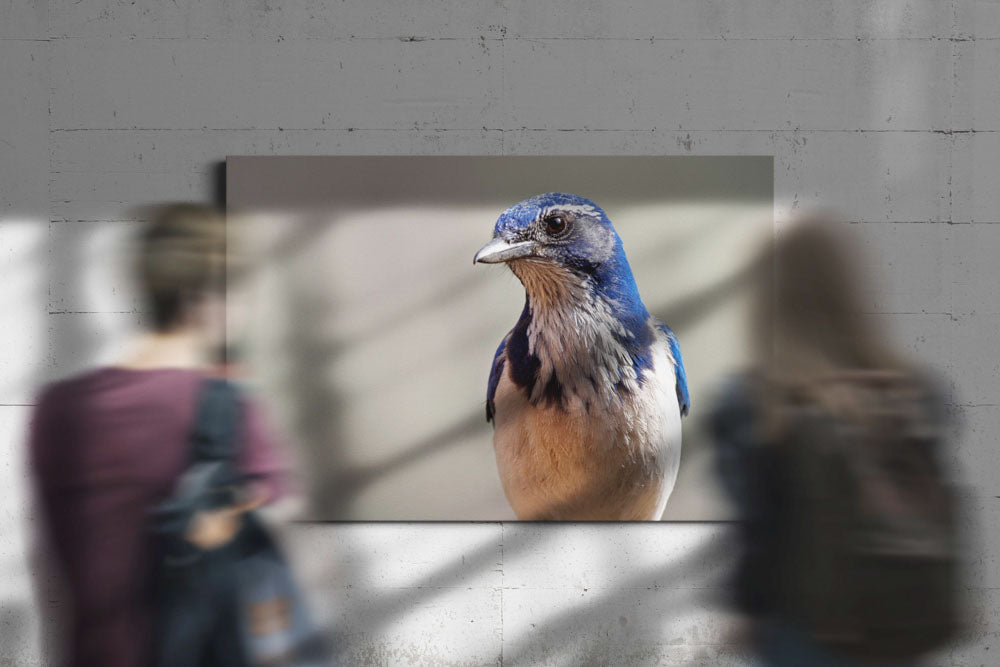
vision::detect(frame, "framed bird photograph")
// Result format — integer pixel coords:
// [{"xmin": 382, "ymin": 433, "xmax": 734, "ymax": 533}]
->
[{"xmin": 226, "ymin": 156, "xmax": 772, "ymax": 521}]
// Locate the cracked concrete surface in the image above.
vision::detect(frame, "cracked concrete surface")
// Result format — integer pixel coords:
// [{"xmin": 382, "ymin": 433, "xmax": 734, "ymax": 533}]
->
[{"xmin": 2, "ymin": 1, "xmax": 999, "ymax": 664}]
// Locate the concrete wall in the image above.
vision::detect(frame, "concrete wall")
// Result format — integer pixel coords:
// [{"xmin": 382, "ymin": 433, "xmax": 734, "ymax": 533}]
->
[{"xmin": 1, "ymin": 1, "xmax": 997, "ymax": 664}]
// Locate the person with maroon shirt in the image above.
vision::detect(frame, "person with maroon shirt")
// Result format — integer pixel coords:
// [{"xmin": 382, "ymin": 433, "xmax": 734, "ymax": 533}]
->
[{"xmin": 29, "ymin": 204, "xmax": 288, "ymax": 667}]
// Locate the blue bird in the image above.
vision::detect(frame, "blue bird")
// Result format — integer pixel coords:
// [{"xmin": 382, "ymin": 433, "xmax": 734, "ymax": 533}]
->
[{"xmin": 475, "ymin": 193, "xmax": 690, "ymax": 520}]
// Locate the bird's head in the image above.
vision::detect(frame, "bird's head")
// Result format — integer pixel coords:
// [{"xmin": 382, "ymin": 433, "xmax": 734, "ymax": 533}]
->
[
  {"xmin": 474, "ymin": 193, "xmax": 619, "ymax": 272},
  {"xmin": 474, "ymin": 193, "xmax": 644, "ymax": 312}
]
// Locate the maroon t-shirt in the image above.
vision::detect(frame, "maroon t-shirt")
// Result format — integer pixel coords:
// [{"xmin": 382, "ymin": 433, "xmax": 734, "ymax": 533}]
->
[{"xmin": 29, "ymin": 367, "xmax": 287, "ymax": 667}]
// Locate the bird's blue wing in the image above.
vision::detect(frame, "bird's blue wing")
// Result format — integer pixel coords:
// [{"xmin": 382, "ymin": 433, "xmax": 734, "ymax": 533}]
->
[
  {"xmin": 486, "ymin": 334, "xmax": 509, "ymax": 423},
  {"xmin": 655, "ymin": 322, "xmax": 690, "ymax": 417}
]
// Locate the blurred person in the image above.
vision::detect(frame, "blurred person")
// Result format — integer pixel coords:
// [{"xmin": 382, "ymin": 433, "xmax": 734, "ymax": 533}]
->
[
  {"xmin": 709, "ymin": 215, "xmax": 962, "ymax": 666},
  {"xmin": 29, "ymin": 204, "xmax": 291, "ymax": 666}
]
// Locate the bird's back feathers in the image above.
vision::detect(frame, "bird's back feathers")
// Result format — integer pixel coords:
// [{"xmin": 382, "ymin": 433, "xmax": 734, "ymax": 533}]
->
[
  {"xmin": 486, "ymin": 334, "xmax": 508, "ymax": 422},
  {"xmin": 655, "ymin": 321, "xmax": 691, "ymax": 417}
]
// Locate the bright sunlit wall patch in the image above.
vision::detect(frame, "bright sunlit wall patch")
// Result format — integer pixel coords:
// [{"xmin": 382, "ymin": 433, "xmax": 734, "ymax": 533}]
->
[{"xmin": 226, "ymin": 156, "xmax": 772, "ymax": 521}]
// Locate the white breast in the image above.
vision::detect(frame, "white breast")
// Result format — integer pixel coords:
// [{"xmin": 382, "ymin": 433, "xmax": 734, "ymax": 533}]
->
[{"xmin": 492, "ymin": 333, "xmax": 682, "ymax": 521}]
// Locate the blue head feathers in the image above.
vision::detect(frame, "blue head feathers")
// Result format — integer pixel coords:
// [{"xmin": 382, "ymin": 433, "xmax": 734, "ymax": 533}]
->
[{"xmin": 474, "ymin": 193, "xmax": 648, "ymax": 320}]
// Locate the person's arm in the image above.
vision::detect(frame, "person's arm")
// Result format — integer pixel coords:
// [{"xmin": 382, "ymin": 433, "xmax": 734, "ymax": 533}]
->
[
  {"xmin": 708, "ymin": 375, "xmax": 760, "ymax": 510},
  {"xmin": 237, "ymin": 398, "xmax": 291, "ymax": 504},
  {"xmin": 241, "ymin": 401, "xmax": 305, "ymax": 528},
  {"xmin": 185, "ymin": 395, "xmax": 300, "ymax": 548},
  {"xmin": 707, "ymin": 375, "xmax": 781, "ymax": 617}
]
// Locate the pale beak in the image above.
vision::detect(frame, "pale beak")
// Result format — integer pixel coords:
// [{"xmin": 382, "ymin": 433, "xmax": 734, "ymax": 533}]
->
[{"xmin": 473, "ymin": 238, "xmax": 538, "ymax": 265}]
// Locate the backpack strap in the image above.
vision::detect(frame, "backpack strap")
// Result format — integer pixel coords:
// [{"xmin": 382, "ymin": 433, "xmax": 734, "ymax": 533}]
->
[
  {"xmin": 150, "ymin": 378, "xmax": 245, "ymax": 560},
  {"xmin": 176, "ymin": 378, "xmax": 245, "ymax": 509},
  {"xmin": 189, "ymin": 378, "xmax": 243, "ymax": 466}
]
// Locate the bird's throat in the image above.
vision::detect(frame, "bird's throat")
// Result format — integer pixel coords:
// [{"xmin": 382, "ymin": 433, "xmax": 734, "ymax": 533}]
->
[
  {"xmin": 509, "ymin": 258, "xmax": 583, "ymax": 311},
  {"xmin": 508, "ymin": 259, "xmax": 642, "ymax": 410}
]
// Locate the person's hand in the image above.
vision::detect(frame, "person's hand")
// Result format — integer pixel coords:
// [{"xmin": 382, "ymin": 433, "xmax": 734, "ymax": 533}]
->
[
  {"xmin": 185, "ymin": 507, "xmax": 242, "ymax": 550},
  {"xmin": 184, "ymin": 484, "xmax": 267, "ymax": 550}
]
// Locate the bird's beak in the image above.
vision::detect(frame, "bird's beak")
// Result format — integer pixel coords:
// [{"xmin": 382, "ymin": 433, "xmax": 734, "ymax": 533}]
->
[{"xmin": 473, "ymin": 238, "xmax": 538, "ymax": 265}]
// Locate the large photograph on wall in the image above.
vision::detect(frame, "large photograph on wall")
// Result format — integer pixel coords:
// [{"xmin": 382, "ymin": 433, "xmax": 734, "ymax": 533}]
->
[{"xmin": 227, "ymin": 156, "xmax": 772, "ymax": 520}]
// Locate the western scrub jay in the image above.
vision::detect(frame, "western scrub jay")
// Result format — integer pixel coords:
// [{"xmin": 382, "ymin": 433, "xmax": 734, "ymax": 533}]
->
[{"xmin": 475, "ymin": 193, "xmax": 689, "ymax": 520}]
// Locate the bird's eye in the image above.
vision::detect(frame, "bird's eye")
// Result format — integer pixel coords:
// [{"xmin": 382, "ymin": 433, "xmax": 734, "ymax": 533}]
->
[{"xmin": 543, "ymin": 214, "xmax": 570, "ymax": 237}]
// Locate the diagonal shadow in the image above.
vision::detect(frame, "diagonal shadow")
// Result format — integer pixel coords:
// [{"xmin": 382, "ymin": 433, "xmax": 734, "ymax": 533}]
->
[
  {"xmin": 312, "ymin": 491, "xmax": 738, "ymax": 664},
  {"xmin": 316, "ymin": 524, "xmax": 512, "ymax": 661},
  {"xmin": 309, "ymin": 410, "xmax": 488, "ymax": 519},
  {"xmin": 240, "ymin": 211, "xmax": 497, "ymax": 349},
  {"xmin": 650, "ymin": 256, "xmax": 761, "ymax": 334},
  {"xmin": 500, "ymin": 531, "xmax": 738, "ymax": 666}
]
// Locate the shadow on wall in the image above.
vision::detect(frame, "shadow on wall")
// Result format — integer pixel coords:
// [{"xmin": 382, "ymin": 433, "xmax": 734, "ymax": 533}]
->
[
  {"xmin": 273, "ymin": 215, "xmax": 499, "ymax": 518},
  {"xmin": 284, "ymin": 280, "xmax": 349, "ymax": 516},
  {"xmin": 287, "ymin": 524, "xmax": 743, "ymax": 665},
  {"xmin": 240, "ymin": 200, "xmax": 768, "ymax": 521},
  {"xmin": 500, "ymin": 530, "xmax": 740, "ymax": 665}
]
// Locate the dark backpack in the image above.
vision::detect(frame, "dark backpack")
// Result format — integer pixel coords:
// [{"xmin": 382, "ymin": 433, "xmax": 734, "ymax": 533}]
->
[
  {"xmin": 776, "ymin": 372, "xmax": 960, "ymax": 661},
  {"xmin": 150, "ymin": 378, "xmax": 329, "ymax": 666}
]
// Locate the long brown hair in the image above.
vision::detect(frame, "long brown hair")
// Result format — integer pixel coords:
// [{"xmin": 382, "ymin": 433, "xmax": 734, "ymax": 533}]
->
[{"xmin": 753, "ymin": 214, "xmax": 913, "ymax": 428}]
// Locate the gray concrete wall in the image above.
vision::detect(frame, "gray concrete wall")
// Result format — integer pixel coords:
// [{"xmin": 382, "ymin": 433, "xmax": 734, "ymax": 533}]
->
[{"xmin": 1, "ymin": 1, "xmax": 997, "ymax": 664}]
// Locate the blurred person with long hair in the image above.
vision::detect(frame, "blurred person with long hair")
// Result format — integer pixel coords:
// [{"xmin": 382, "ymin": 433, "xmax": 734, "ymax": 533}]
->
[
  {"xmin": 29, "ymin": 205, "xmax": 288, "ymax": 666},
  {"xmin": 710, "ymin": 215, "xmax": 962, "ymax": 666}
]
